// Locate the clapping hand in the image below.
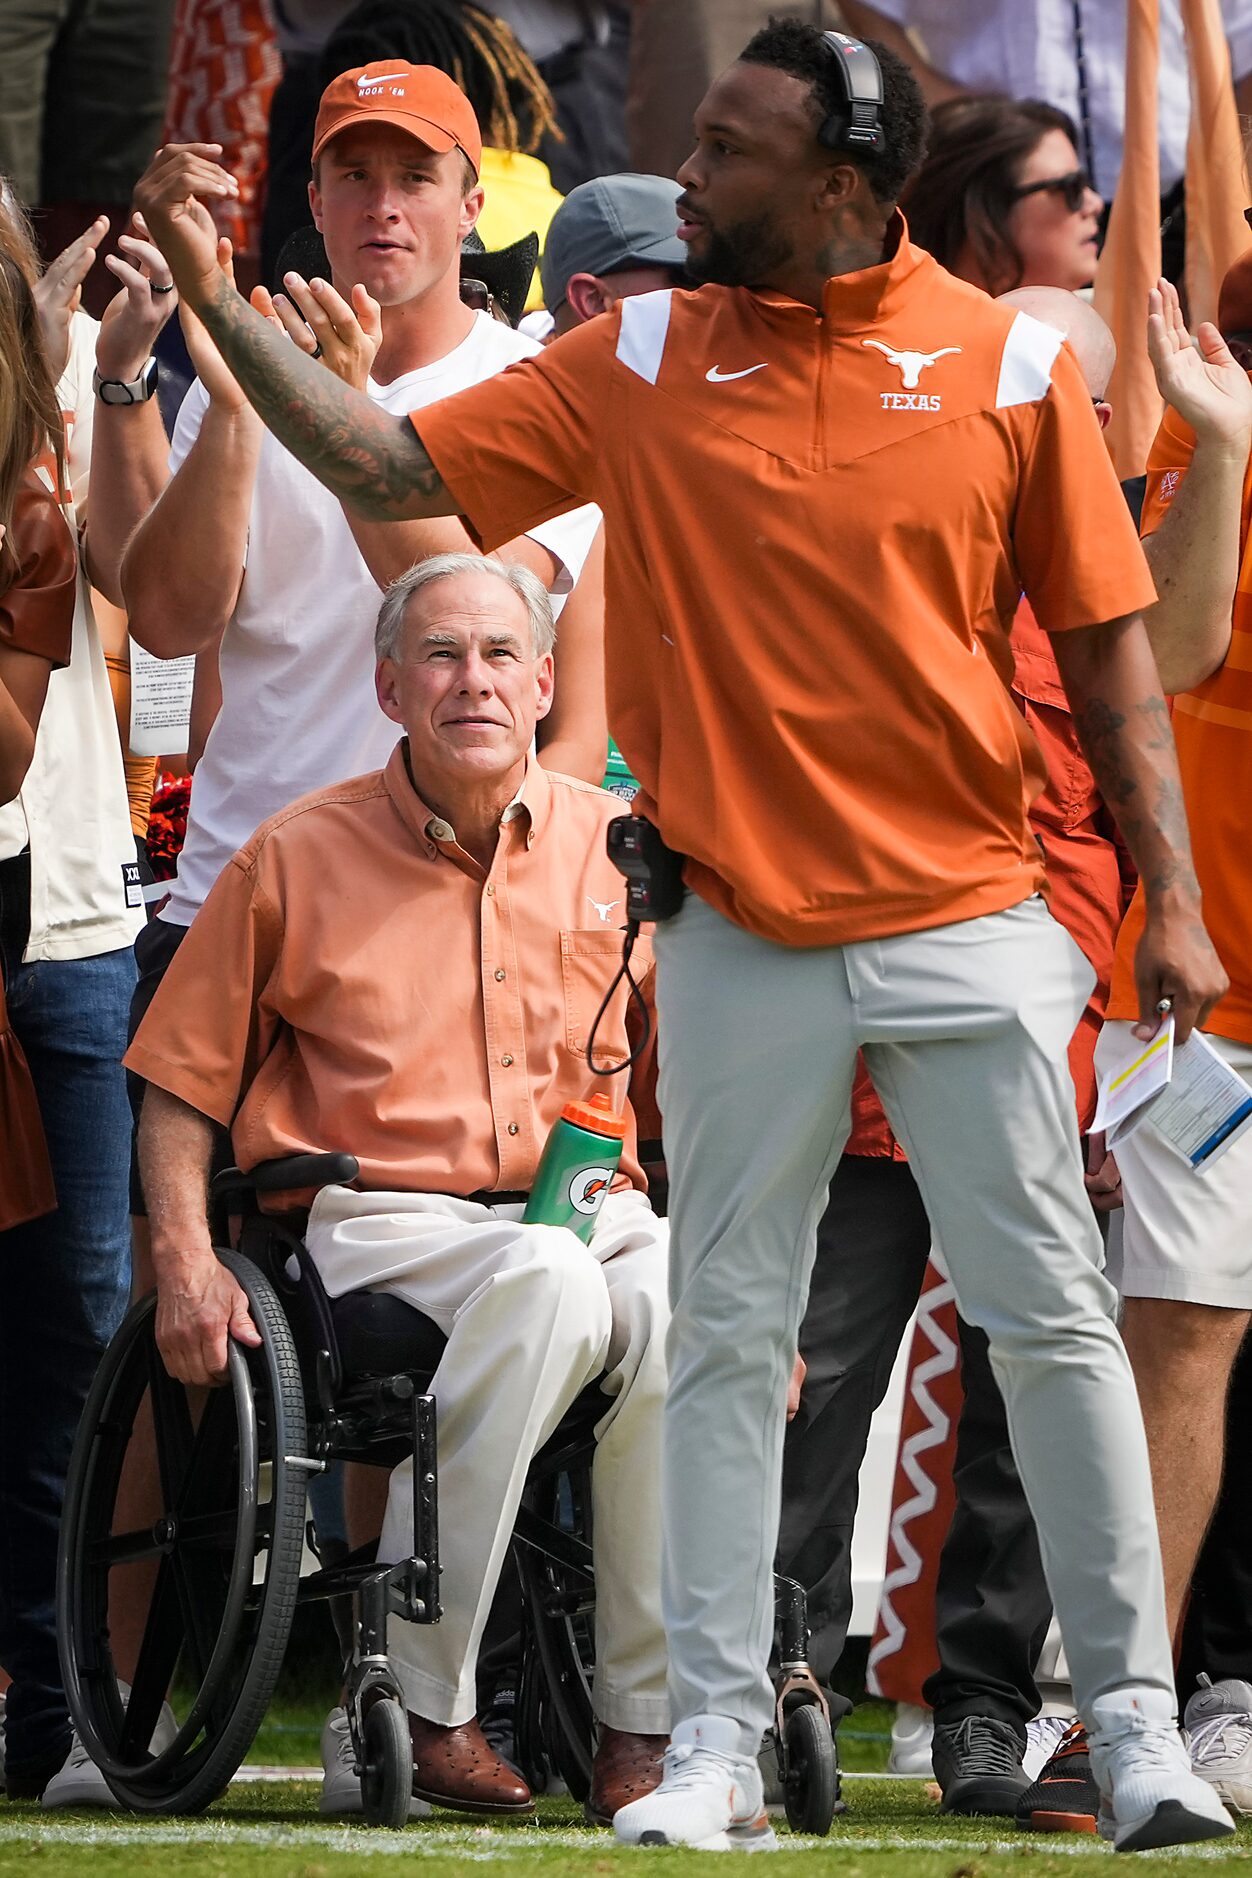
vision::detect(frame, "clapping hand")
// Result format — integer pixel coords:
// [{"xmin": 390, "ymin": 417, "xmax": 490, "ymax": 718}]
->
[
  {"xmin": 251, "ymin": 272, "xmax": 383, "ymax": 392},
  {"xmin": 33, "ymin": 215, "xmax": 109, "ymax": 377},
  {"xmin": 95, "ymin": 214, "xmax": 178, "ymax": 382},
  {"xmin": 133, "ymin": 143, "xmax": 240, "ymax": 312},
  {"xmin": 1147, "ymin": 276, "xmax": 1252, "ymax": 447}
]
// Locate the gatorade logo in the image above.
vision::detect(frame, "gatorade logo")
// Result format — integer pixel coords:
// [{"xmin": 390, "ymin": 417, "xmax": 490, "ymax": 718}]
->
[{"xmin": 569, "ymin": 1167, "xmax": 614, "ymax": 1216}]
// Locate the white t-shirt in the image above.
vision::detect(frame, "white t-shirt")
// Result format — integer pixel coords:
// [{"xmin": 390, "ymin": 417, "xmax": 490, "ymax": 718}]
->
[
  {"xmin": 872, "ymin": 0, "xmax": 1252, "ymax": 200},
  {"xmin": 162, "ymin": 312, "xmax": 600, "ymax": 927},
  {"xmin": 0, "ymin": 312, "xmax": 142, "ymax": 960}
]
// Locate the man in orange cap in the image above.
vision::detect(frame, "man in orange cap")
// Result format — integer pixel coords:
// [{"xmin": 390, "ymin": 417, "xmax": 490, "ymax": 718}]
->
[{"xmin": 118, "ymin": 58, "xmax": 601, "ymax": 1817}]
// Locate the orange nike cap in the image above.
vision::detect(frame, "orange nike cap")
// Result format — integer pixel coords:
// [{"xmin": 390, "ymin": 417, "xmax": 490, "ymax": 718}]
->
[{"xmin": 313, "ymin": 61, "xmax": 483, "ymax": 175}]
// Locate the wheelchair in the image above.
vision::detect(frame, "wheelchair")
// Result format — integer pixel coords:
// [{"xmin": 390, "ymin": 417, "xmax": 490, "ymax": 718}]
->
[{"xmin": 57, "ymin": 1152, "xmax": 840, "ymax": 1833}]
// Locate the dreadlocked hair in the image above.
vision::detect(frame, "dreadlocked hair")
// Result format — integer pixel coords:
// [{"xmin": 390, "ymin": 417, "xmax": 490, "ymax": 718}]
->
[{"xmin": 322, "ymin": 0, "xmax": 562, "ymax": 155}]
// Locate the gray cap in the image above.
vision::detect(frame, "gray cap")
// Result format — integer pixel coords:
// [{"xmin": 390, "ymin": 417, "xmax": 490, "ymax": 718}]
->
[{"xmin": 540, "ymin": 173, "xmax": 688, "ymax": 312}]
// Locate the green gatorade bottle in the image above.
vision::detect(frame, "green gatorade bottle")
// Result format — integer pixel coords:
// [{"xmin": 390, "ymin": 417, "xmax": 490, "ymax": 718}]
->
[
  {"xmin": 523, "ymin": 1092, "xmax": 626, "ymax": 1244},
  {"xmin": 602, "ymin": 735, "xmax": 639, "ymax": 801}
]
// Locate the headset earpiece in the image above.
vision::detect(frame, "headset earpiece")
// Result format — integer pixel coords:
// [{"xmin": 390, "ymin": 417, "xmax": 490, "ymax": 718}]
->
[{"xmin": 817, "ymin": 31, "xmax": 885, "ymax": 154}]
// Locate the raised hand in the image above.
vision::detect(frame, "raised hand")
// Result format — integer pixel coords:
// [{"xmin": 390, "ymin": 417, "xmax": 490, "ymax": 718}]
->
[
  {"xmin": 95, "ymin": 214, "xmax": 178, "ymax": 381},
  {"xmin": 33, "ymin": 214, "xmax": 109, "ymax": 377},
  {"xmin": 133, "ymin": 143, "xmax": 240, "ymax": 311},
  {"xmin": 1147, "ymin": 276, "xmax": 1252, "ymax": 446},
  {"xmin": 254, "ymin": 272, "xmax": 383, "ymax": 391}
]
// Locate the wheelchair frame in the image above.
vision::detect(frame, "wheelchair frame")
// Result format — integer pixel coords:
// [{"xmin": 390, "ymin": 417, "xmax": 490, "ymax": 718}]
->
[{"xmin": 57, "ymin": 1151, "xmax": 841, "ymax": 1832}]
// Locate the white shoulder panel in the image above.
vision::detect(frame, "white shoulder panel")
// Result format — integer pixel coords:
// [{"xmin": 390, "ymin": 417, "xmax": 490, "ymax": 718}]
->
[
  {"xmin": 615, "ymin": 289, "xmax": 673, "ymax": 386},
  {"xmin": 995, "ymin": 311, "xmax": 1064, "ymax": 409}
]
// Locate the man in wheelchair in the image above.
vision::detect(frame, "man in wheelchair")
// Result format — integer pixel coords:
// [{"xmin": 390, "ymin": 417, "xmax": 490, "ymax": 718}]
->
[{"xmin": 124, "ymin": 553, "xmax": 670, "ymax": 1823}]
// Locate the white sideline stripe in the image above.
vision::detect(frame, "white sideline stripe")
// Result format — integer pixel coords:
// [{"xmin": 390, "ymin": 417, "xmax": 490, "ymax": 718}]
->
[
  {"xmin": 228, "ymin": 1765, "xmax": 930, "ymax": 1787},
  {"xmin": 1, "ymin": 1820, "xmax": 1248, "ymax": 1858},
  {"xmin": 995, "ymin": 310, "xmax": 1064, "ymax": 409},
  {"xmin": 615, "ymin": 289, "xmax": 672, "ymax": 385}
]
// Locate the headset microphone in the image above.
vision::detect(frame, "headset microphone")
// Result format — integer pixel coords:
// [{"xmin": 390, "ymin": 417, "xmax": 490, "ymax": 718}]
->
[{"xmin": 817, "ymin": 31, "xmax": 885, "ymax": 154}]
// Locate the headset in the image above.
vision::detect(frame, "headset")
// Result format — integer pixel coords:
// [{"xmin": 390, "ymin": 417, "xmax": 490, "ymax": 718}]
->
[{"xmin": 817, "ymin": 30, "xmax": 885, "ymax": 154}]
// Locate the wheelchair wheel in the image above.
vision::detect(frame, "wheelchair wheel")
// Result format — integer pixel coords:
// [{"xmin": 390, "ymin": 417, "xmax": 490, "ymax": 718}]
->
[
  {"xmin": 360, "ymin": 1699, "xmax": 411, "ymax": 1829},
  {"xmin": 57, "ymin": 1251, "xmax": 308, "ymax": 1814},
  {"xmin": 782, "ymin": 1703, "xmax": 839, "ymax": 1836},
  {"xmin": 513, "ymin": 1458, "xmax": 595, "ymax": 1802}
]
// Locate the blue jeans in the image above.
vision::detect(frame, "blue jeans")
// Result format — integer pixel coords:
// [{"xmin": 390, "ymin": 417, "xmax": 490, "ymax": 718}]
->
[{"xmin": 0, "ymin": 942, "xmax": 135, "ymax": 1789}]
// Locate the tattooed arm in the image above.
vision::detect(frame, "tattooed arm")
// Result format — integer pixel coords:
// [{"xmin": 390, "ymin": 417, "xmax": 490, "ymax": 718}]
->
[
  {"xmin": 134, "ymin": 146, "xmax": 458, "ymax": 522},
  {"xmin": 1050, "ymin": 613, "xmax": 1227, "ymax": 1042}
]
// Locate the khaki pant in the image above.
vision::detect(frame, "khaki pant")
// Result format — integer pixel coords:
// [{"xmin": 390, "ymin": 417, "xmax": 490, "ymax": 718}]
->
[
  {"xmin": 305, "ymin": 1185, "xmax": 670, "ymax": 1732},
  {"xmin": 653, "ymin": 890, "xmax": 1175, "ymax": 1754}
]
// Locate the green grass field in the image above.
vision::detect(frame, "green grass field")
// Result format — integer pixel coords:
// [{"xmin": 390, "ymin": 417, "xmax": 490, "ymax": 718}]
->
[{"xmin": 4, "ymin": 1701, "xmax": 1251, "ymax": 1876}]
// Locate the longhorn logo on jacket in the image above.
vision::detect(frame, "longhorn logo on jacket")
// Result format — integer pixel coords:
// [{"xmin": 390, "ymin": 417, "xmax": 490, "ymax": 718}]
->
[{"xmin": 863, "ymin": 340, "xmax": 962, "ymax": 412}]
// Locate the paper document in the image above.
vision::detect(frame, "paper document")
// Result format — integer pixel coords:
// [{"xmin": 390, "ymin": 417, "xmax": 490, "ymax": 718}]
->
[
  {"xmin": 1092, "ymin": 1019, "xmax": 1173, "ymax": 1144},
  {"xmin": 1094, "ymin": 1020, "xmax": 1252, "ymax": 1171},
  {"xmin": 128, "ymin": 639, "xmax": 194, "ymax": 758},
  {"xmin": 1142, "ymin": 1031, "xmax": 1252, "ymax": 1170}
]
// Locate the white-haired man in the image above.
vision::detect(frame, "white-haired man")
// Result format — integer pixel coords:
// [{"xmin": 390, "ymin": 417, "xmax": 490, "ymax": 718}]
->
[{"xmin": 125, "ymin": 555, "xmax": 670, "ymax": 1825}]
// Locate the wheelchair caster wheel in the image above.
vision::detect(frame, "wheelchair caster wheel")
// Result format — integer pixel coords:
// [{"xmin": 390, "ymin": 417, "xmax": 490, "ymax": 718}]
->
[
  {"xmin": 782, "ymin": 1703, "xmax": 841, "ymax": 1836},
  {"xmin": 360, "ymin": 1700, "xmax": 411, "ymax": 1828}
]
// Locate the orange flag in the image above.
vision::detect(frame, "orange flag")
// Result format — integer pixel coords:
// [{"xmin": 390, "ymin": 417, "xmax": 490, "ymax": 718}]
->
[
  {"xmin": 1181, "ymin": 0, "xmax": 1252, "ymax": 327},
  {"xmin": 1093, "ymin": 0, "xmax": 1163, "ymax": 479}
]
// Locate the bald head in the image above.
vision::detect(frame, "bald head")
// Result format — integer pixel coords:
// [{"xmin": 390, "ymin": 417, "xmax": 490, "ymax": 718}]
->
[{"xmin": 998, "ymin": 286, "xmax": 1116, "ymax": 402}]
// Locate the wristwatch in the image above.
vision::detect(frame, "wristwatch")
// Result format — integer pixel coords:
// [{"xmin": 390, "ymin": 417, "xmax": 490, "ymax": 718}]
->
[{"xmin": 93, "ymin": 356, "xmax": 159, "ymax": 405}]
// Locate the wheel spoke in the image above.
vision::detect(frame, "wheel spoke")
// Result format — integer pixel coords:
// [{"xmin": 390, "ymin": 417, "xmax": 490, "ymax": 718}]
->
[
  {"xmin": 89, "ymin": 1527, "xmax": 166, "ymax": 1569},
  {"xmin": 118, "ymin": 1555, "xmax": 184, "ymax": 1761},
  {"xmin": 169, "ymin": 1546, "xmax": 223, "ymax": 1702},
  {"xmin": 146, "ymin": 1343, "xmax": 195, "ymax": 1512}
]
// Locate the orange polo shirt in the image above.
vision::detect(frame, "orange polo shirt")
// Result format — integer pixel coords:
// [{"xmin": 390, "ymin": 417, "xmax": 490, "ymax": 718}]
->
[
  {"xmin": 1107, "ymin": 404, "xmax": 1252, "ymax": 1045},
  {"xmin": 125, "ymin": 745, "xmax": 653, "ymax": 1194},
  {"xmin": 415, "ymin": 214, "xmax": 1155, "ymax": 949}
]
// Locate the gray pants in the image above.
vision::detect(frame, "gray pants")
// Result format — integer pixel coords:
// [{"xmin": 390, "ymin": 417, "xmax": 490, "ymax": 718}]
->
[{"xmin": 653, "ymin": 890, "xmax": 1174, "ymax": 1754}]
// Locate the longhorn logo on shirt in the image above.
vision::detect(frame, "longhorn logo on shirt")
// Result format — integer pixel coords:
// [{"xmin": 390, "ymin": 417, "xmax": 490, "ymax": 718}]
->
[
  {"xmin": 587, "ymin": 895, "xmax": 621, "ymax": 924},
  {"xmin": 863, "ymin": 340, "xmax": 962, "ymax": 411},
  {"xmin": 569, "ymin": 1167, "xmax": 614, "ymax": 1215}
]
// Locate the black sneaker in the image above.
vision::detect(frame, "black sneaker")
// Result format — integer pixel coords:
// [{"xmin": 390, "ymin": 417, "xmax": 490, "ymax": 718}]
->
[
  {"xmin": 932, "ymin": 1715, "xmax": 1031, "ymax": 1816},
  {"xmin": 1015, "ymin": 1721, "xmax": 1099, "ymax": 1833}
]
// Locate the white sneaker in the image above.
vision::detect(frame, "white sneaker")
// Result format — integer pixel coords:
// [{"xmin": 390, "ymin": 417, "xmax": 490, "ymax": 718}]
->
[
  {"xmin": 319, "ymin": 1705, "xmax": 431, "ymax": 1819},
  {"xmin": 42, "ymin": 1683, "xmax": 178, "ymax": 1809},
  {"xmin": 887, "ymin": 1703, "xmax": 934, "ymax": 1777},
  {"xmin": 1024, "ymin": 1712, "xmax": 1076, "ymax": 1781},
  {"xmin": 1089, "ymin": 1689, "xmax": 1236, "ymax": 1851},
  {"xmin": 1185, "ymin": 1675, "xmax": 1252, "ymax": 1814},
  {"xmin": 614, "ymin": 1716, "xmax": 776, "ymax": 1850}
]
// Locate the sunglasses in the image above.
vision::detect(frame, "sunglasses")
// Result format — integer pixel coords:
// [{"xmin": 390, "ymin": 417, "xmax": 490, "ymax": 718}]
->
[
  {"xmin": 1010, "ymin": 169, "xmax": 1094, "ymax": 213},
  {"xmin": 459, "ymin": 276, "xmax": 495, "ymax": 314}
]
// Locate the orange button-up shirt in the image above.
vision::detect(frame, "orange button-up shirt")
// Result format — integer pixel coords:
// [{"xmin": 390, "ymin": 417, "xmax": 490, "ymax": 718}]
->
[{"xmin": 125, "ymin": 744, "xmax": 653, "ymax": 1194}]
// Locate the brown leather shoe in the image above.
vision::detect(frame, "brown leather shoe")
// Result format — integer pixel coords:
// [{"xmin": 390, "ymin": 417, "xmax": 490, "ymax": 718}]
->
[
  {"xmin": 585, "ymin": 1726, "xmax": 669, "ymax": 1826},
  {"xmin": 408, "ymin": 1712, "xmax": 535, "ymax": 1816}
]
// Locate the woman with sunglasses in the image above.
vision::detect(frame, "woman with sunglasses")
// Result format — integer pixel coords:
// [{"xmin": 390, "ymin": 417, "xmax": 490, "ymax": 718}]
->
[{"xmin": 903, "ymin": 95, "xmax": 1104, "ymax": 297}]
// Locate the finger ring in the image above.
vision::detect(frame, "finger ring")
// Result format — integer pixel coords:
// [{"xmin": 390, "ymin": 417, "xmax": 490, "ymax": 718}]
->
[
  {"xmin": 1156, "ymin": 997, "xmax": 1174, "ymax": 1014},
  {"xmin": 150, "ymin": 281, "xmax": 175, "ymax": 295},
  {"xmin": 311, "ymin": 342, "xmax": 323, "ymax": 360}
]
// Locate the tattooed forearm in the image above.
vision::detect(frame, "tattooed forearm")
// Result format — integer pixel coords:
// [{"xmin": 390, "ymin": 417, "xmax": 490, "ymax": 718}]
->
[
  {"xmin": 198, "ymin": 274, "xmax": 456, "ymax": 521},
  {"xmin": 1053, "ymin": 615, "xmax": 1202, "ymax": 903}
]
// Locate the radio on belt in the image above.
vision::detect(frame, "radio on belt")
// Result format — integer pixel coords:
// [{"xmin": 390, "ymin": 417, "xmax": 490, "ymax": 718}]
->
[{"xmin": 606, "ymin": 814, "xmax": 686, "ymax": 923}]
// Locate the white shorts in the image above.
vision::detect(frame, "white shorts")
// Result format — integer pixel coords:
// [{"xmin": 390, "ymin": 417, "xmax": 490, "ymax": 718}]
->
[{"xmin": 1097, "ymin": 1023, "xmax": 1252, "ymax": 1308}]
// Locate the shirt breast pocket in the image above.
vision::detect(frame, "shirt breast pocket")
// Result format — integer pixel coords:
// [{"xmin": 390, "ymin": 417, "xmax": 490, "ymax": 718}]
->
[{"xmin": 560, "ymin": 928, "xmax": 651, "ymax": 1064}]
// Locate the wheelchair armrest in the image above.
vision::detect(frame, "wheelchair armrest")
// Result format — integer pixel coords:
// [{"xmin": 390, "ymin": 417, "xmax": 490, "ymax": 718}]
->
[{"xmin": 210, "ymin": 1152, "xmax": 361, "ymax": 1204}]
